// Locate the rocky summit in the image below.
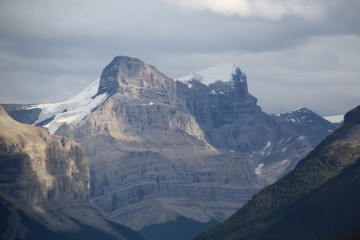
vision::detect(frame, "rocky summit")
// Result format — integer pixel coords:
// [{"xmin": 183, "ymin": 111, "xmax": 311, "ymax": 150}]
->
[
  {"xmin": 55, "ymin": 57, "xmax": 261, "ymax": 232},
  {"xmin": 2, "ymin": 56, "xmax": 339, "ymax": 239}
]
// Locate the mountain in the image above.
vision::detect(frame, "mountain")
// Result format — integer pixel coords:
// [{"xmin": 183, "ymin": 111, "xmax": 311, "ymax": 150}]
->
[
  {"xmin": 176, "ymin": 64, "xmax": 337, "ymax": 182},
  {"xmin": 0, "ymin": 106, "xmax": 143, "ymax": 240},
  {"xmin": 196, "ymin": 105, "xmax": 360, "ymax": 240},
  {"xmin": 54, "ymin": 57, "xmax": 264, "ymax": 234},
  {"xmin": 1, "ymin": 56, "xmax": 339, "ymax": 240},
  {"xmin": 276, "ymin": 107, "xmax": 337, "ymax": 146}
]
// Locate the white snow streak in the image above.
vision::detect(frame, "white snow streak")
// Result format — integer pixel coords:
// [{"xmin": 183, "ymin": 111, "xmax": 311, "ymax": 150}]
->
[
  {"xmin": 255, "ymin": 163, "xmax": 265, "ymax": 175},
  {"xmin": 27, "ymin": 79, "xmax": 108, "ymax": 134}
]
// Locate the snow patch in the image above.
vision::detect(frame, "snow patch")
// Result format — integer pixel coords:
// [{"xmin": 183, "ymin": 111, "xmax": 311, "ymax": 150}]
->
[
  {"xmin": 297, "ymin": 135, "xmax": 305, "ymax": 141},
  {"xmin": 27, "ymin": 79, "xmax": 108, "ymax": 134},
  {"xmin": 255, "ymin": 163, "xmax": 265, "ymax": 175},
  {"xmin": 263, "ymin": 141, "xmax": 271, "ymax": 150},
  {"xmin": 324, "ymin": 115, "xmax": 344, "ymax": 123},
  {"xmin": 259, "ymin": 141, "xmax": 271, "ymax": 155},
  {"xmin": 176, "ymin": 63, "xmax": 237, "ymax": 86},
  {"xmin": 292, "ymin": 107, "xmax": 311, "ymax": 113}
]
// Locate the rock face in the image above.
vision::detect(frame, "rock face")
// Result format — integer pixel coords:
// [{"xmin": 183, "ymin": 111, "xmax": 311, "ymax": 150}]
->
[
  {"xmin": 55, "ymin": 57, "xmax": 262, "ymax": 233},
  {"xmin": 0, "ymin": 106, "xmax": 89, "ymax": 204},
  {"xmin": 177, "ymin": 64, "xmax": 337, "ymax": 182},
  {"xmin": 1, "ymin": 56, "xmax": 339, "ymax": 239},
  {"xmin": 277, "ymin": 107, "xmax": 337, "ymax": 146},
  {"xmin": 0, "ymin": 106, "xmax": 143, "ymax": 240}
]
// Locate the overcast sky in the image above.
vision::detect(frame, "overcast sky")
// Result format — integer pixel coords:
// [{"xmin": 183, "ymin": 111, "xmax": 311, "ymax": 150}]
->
[{"xmin": 0, "ymin": 0, "xmax": 359, "ymax": 116}]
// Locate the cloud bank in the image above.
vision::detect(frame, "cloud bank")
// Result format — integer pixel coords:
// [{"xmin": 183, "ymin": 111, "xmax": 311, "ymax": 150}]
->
[
  {"xmin": 0, "ymin": 0, "xmax": 359, "ymax": 116},
  {"xmin": 165, "ymin": 0, "xmax": 325, "ymax": 20}
]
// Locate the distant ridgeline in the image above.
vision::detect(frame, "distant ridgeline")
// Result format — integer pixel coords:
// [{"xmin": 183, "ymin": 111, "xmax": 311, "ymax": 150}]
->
[{"xmin": 196, "ymin": 105, "xmax": 360, "ymax": 240}]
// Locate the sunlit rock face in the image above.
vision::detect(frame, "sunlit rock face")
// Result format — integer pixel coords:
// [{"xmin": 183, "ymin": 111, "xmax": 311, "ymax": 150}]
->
[
  {"xmin": 0, "ymin": 106, "xmax": 143, "ymax": 240},
  {"xmin": 0, "ymin": 106, "xmax": 89, "ymax": 205},
  {"xmin": 55, "ymin": 56, "xmax": 262, "ymax": 230}
]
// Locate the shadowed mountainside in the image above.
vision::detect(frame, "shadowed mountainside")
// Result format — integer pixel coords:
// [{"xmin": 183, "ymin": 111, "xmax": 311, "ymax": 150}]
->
[{"xmin": 196, "ymin": 105, "xmax": 360, "ymax": 240}]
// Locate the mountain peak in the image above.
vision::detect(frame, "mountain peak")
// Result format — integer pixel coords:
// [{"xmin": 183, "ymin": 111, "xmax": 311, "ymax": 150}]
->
[
  {"xmin": 95, "ymin": 56, "xmax": 147, "ymax": 97},
  {"xmin": 280, "ymin": 107, "xmax": 330, "ymax": 125},
  {"xmin": 176, "ymin": 63, "xmax": 250, "ymax": 98},
  {"xmin": 291, "ymin": 107, "xmax": 313, "ymax": 113},
  {"xmin": 177, "ymin": 63, "xmax": 244, "ymax": 86}
]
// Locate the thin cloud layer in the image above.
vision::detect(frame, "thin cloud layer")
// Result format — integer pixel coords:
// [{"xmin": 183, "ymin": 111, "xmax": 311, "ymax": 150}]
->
[{"xmin": 165, "ymin": 0, "xmax": 325, "ymax": 20}]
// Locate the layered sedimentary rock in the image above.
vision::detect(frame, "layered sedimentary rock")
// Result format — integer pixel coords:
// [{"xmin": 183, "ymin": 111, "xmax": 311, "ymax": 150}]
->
[
  {"xmin": 0, "ymin": 106, "xmax": 143, "ymax": 240},
  {"xmin": 0, "ymin": 106, "xmax": 89, "ymax": 204},
  {"xmin": 1, "ymin": 56, "xmax": 338, "ymax": 239},
  {"xmin": 177, "ymin": 64, "xmax": 337, "ymax": 182},
  {"xmin": 55, "ymin": 57, "xmax": 262, "ymax": 231}
]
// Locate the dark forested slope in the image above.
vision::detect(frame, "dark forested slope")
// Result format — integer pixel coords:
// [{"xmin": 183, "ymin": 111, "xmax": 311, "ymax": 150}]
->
[{"xmin": 196, "ymin": 105, "xmax": 360, "ymax": 240}]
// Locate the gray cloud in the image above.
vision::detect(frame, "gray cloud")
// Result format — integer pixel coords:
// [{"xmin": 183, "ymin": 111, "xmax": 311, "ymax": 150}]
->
[
  {"xmin": 0, "ymin": 0, "xmax": 359, "ymax": 116},
  {"xmin": 164, "ymin": 0, "xmax": 326, "ymax": 20}
]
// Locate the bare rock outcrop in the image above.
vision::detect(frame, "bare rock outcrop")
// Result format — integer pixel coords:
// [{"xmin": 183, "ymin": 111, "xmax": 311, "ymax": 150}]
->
[
  {"xmin": 0, "ymin": 106, "xmax": 143, "ymax": 240},
  {"xmin": 56, "ymin": 57, "xmax": 262, "ymax": 231}
]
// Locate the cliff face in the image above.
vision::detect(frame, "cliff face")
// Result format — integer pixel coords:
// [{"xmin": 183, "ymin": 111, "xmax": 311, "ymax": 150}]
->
[
  {"xmin": 177, "ymin": 65, "xmax": 337, "ymax": 182},
  {"xmin": 0, "ymin": 106, "xmax": 89, "ymax": 204},
  {"xmin": 53, "ymin": 57, "xmax": 337, "ymax": 234},
  {"xmin": 178, "ymin": 66, "xmax": 264, "ymax": 152},
  {"xmin": 56, "ymin": 57, "xmax": 262, "ymax": 231},
  {"xmin": 1, "ymin": 56, "xmax": 339, "ymax": 239},
  {"xmin": 0, "ymin": 106, "xmax": 143, "ymax": 240}
]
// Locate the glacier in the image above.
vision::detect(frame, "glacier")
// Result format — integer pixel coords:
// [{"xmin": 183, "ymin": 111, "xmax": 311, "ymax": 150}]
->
[{"xmin": 26, "ymin": 79, "xmax": 108, "ymax": 134}]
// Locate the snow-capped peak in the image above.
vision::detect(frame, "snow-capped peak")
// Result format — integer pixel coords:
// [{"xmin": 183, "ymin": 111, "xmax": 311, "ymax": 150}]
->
[
  {"xmin": 291, "ymin": 107, "xmax": 312, "ymax": 113},
  {"xmin": 26, "ymin": 79, "xmax": 108, "ymax": 134},
  {"xmin": 176, "ymin": 63, "xmax": 238, "ymax": 86}
]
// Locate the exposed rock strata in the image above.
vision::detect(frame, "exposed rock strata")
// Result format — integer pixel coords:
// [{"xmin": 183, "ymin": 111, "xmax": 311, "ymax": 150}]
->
[
  {"xmin": 1, "ymin": 57, "xmax": 339, "ymax": 238},
  {"xmin": 56, "ymin": 57, "xmax": 263, "ymax": 230},
  {"xmin": 177, "ymin": 67, "xmax": 337, "ymax": 182},
  {"xmin": 54, "ymin": 57, "xmax": 337, "ymax": 232},
  {"xmin": 0, "ymin": 106, "xmax": 143, "ymax": 240}
]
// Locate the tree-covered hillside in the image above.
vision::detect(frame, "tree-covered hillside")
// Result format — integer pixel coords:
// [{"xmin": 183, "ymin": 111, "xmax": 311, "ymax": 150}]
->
[{"xmin": 195, "ymin": 105, "xmax": 360, "ymax": 240}]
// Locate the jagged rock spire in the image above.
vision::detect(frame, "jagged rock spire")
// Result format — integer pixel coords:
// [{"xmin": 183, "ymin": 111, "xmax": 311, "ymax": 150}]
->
[{"xmin": 231, "ymin": 67, "xmax": 249, "ymax": 97}]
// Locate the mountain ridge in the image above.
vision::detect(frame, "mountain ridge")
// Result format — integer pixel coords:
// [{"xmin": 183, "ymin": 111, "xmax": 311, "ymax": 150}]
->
[
  {"xmin": 195, "ymin": 105, "xmax": 360, "ymax": 240},
  {"xmin": 0, "ymin": 56, "xmax": 340, "ymax": 240}
]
